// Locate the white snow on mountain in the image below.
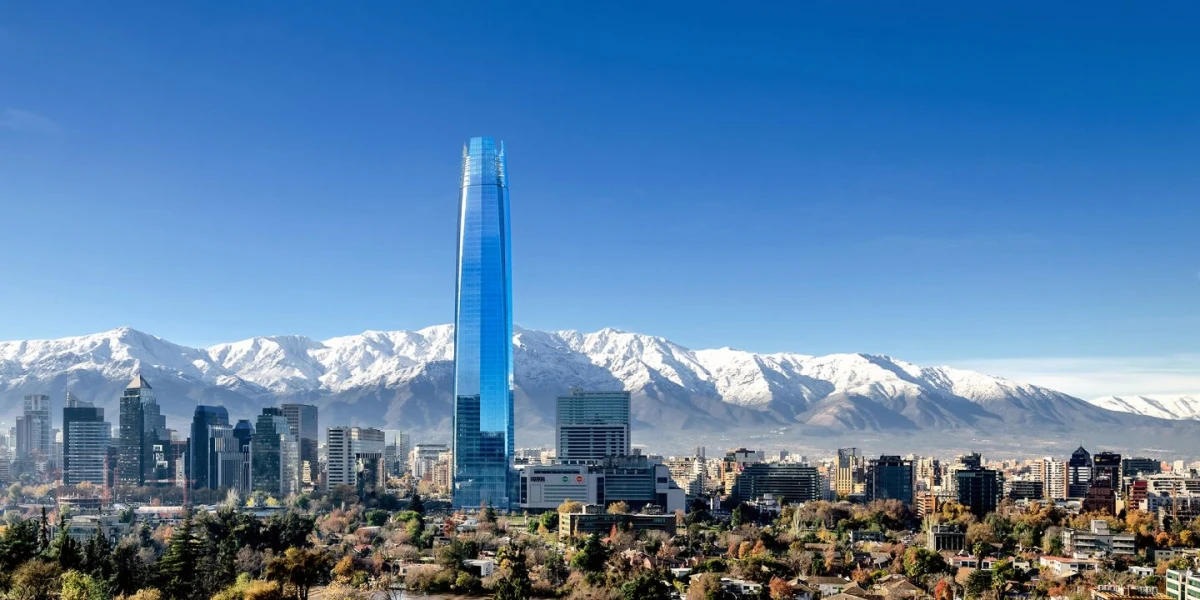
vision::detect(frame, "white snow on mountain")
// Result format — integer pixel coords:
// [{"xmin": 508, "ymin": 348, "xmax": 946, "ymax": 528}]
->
[
  {"xmin": 1089, "ymin": 394, "xmax": 1200, "ymax": 421},
  {"xmin": 0, "ymin": 325, "xmax": 1192, "ymax": 439}
]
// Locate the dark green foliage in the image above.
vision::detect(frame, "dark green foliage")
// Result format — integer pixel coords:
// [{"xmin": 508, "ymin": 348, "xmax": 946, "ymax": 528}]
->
[
  {"xmin": 966, "ymin": 569, "xmax": 992, "ymax": 599},
  {"xmin": 364, "ymin": 509, "xmax": 390, "ymax": 527},
  {"xmin": 621, "ymin": 571, "xmax": 672, "ymax": 600},
  {"xmin": 0, "ymin": 518, "xmax": 41, "ymax": 571},
  {"xmin": 50, "ymin": 514, "xmax": 84, "ymax": 571},
  {"xmin": 155, "ymin": 514, "xmax": 204, "ymax": 600},
  {"xmin": 409, "ymin": 492, "xmax": 425, "ymax": 515},
  {"xmin": 570, "ymin": 532, "xmax": 609, "ymax": 573},
  {"xmin": 110, "ymin": 540, "xmax": 148, "ymax": 597},
  {"xmin": 493, "ymin": 544, "xmax": 533, "ymax": 600}
]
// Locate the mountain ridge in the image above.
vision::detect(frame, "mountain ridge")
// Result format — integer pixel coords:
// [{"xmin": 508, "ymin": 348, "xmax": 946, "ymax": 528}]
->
[{"xmin": 1, "ymin": 326, "xmax": 1196, "ymax": 454}]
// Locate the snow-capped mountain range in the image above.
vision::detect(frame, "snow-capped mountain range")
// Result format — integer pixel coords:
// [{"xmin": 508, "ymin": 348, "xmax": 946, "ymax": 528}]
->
[
  {"xmin": 1, "ymin": 326, "xmax": 1196, "ymax": 450},
  {"xmin": 1090, "ymin": 395, "xmax": 1200, "ymax": 421}
]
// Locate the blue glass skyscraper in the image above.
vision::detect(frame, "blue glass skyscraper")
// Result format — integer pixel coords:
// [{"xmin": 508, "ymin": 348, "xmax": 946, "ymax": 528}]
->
[{"xmin": 453, "ymin": 136, "xmax": 515, "ymax": 509}]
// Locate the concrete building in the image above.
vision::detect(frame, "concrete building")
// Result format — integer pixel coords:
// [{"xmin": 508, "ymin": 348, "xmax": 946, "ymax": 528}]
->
[
  {"xmin": 410, "ymin": 443, "xmax": 450, "ymax": 480},
  {"xmin": 928, "ymin": 524, "xmax": 966, "ymax": 552},
  {"xmin": 15, "ymin": 394, "xmax": 53, "ymax": 474},
  {"xmin": 559, "ymin": 504, "xmax": 677, "ymax": 539},
  {"xmin": 835, "ymin": 448, "xmax": 866, "ymax": 497},
  {"xmin": 326, "ymin": 426, "xmax": 386, "ymax": 492},
  {"xmin": 1062, "ymin": 520, "xmax": 1136, "ymax": 557},
  {"xmin": 519, "ymin": 454, "xmax": 685, "ymax": 513},
  {"xmin": 1165, "ymin": 570, "xmax": 1200, "ymax": 600},
  {"xmin": 1038, "ymin": 457, "xmax": 1069, "ymax": 500},
  {"xmin": 555, "ymin": 388, "xmax": 630, "ymax": 462}
]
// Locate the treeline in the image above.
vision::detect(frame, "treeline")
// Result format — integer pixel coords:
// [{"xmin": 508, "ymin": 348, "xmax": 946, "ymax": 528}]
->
[{"xmin": 0, "ymin": 508, "xmax": 323, "ymax": 600}]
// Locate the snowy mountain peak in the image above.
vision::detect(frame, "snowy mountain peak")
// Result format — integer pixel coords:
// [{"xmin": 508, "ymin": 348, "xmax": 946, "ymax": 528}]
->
[
  {"xmin": 1090, "ymin": 394, "xmax": 1200, "ymax": 421},
  {"xmin": 3, "ymin": 325, "xmax": 1193, "ymax": 445}
]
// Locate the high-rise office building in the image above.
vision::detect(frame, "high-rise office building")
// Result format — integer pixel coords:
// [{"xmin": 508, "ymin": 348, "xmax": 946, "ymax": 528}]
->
[
  {"xmin": 281, "ymin": 404, "xmax": 318, "ymax": 489},
  {"xmin": 957, "ymin": 467, "xmax": 1002, "ymax": 518},
  {"xmin": 730, "ymin": 463, "xmax": 822, "ymax": 504},
  {"xmin": 1122, "ymin": 456, "xmax": 1161, "ymax": 478},
  {"xmin": 384, "ymin": 432, "xmax": 411, "ymax": 477},
  {"xmin": 868, "ymin": 455, "xmax": 914, "ymax": 505},
  {"xmin": 326, "ymin": 426, "xmax": 386, "ymax": 492},
  {"xmin": 556, "ymin": 388, "xmax": 631, "ymax": 462},
  {"xmin": 1093, "ymin": 451, "xmax": 1122, "ymax": 486},
  {"xmin": 233, "ymin": 420, "xmax": 254, "ymax": 490},
  {"xmin": 835, "ymin": 448, "xmax": 865, "ymax": 496},
  {"xmin": 188, "ymin": 405, "xmax": 230, "ymax": 489},
  {"xmin": 62, "ymin": 395, "xmax": 109, "ymax": 486},
  {"xmin": 118, "ymin": 375, "xmax": 160, "ymax": 486},
  {"xmin": 15, "ymin": 394, "xmax": 53, "ymax": 471},
  {"xmin": 251, "ymin": 408, "xmax": 298, "ymax": 498},
  {"xmin": 452, "ymin": 136, "xmax": 515, "ymax": 510},
  {"xmin": 1038, "ymin": 457, "xmax": 1068, "ymax": 500},
  {"xmin": 1068, "ymin": 446, "xmax": 1093, "ymax": 498}
]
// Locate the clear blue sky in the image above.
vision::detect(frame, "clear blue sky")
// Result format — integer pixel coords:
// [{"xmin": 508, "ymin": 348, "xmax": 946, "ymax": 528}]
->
[{"xmin": 2, "ymin": 3, "xmax": 1198, "ymax": 368}]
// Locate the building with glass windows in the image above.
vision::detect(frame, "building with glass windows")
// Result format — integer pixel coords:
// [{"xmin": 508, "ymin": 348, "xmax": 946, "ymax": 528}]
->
[
  {"xmin": 326, "ymin": 426, "xmax": 386, "ymax": 492},
  {"xmin": 15, "ymin": 394, "xmax": 53, "ymax": 475},
  {"xmin": 188, "ymin": 405, "xmax": 229, "ymax": 489},
  {"xmin": 556, "ymin": 388, "xmax": 631, "ymax": 462},
  {"xmin": 250, "ymin": 408, "xmax": 298, "ymax": 498},
  {"xmin": 62, "ymin": 396, "xmax": 110, "ymax": 486},
  {"xmin": 868, "ymin": 455, "xmax": 914, "ymax": 505},
  {"xmin": 452, "ymin": 136, "xmax": 515, "ymax": 510},
  {"xmin": 281, "ymin": 404, "xmax": 318, "ymax": 489},
  {"xmin": 118, "ymin": 375, "xmax": 159, "ymax": 486}
]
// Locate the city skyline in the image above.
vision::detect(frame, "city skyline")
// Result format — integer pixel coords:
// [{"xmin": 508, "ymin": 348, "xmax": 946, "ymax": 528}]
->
[{"xmin": 2, "ymin": 4, "xmax": 1199, "ymax": 385}]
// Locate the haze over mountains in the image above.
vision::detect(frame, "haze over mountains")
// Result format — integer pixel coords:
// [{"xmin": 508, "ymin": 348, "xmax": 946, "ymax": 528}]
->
[{"xmin": 1, "ymin": 326, "xmax": 1197, "ymax": 454}]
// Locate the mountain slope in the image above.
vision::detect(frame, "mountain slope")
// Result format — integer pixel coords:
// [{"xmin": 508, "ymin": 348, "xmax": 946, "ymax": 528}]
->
[
  {"xmin": 1090, "ymin": 395, "xmax": 1200, "ymax": 421},
  {"xmin": 1, "ymin": 326, "xmax": 1196, "ymax": 452}
]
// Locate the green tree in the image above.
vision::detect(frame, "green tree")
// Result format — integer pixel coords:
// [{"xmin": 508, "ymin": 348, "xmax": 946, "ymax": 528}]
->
[
  {"xmin": 50, "ymin": 514, "xmax": 84, "ymax": 571},
  {"xmin": 904, "ymin": 547, "xmax": 949, "ymax": 583},
  {"xmin": 493, "ymin": 544, "xmax": 533, "ymax": 600},
  {"xmin": 966, "ymin": 570, "xmax": 992, "ymax": 599},
  {"xmin": 82, "ymin": 523, "xmax": 114, "ymax": 580},
  {"xmin": 408, "ymin": 492, "xmax": 425, "ymax": 515},
  {"xmin": 571, "ymin": 532, "xmax": 609, "ymax": 573},
  {"xmin": 156, "ymin": 515, "xmax": 204, "ymax": 600},
  {"xmin": 61, "ymin": 570, "xmax": 107, "ymax": 600},
  {"xmin": 264, "ymin": 547, "xmax": 332, "ymax": 600},
  {"xmin": 0, "ymin": 518, "xmax": 41, "ymax": 571},
  {"xmin": 622, "ymin": 572, "xmax": 672, "ymax": 600},
  {"xmin": 364, "ymin": 509, "xmax": 390, "ymax": 527},
  {"xmin": 110, "ymin": 540, "xmax": 148, "ymax": 597},
  {"xmin": 8, "ymin": 560, "xmax": 62, "ymax": 600},
  {"xmin": 687, "ymin": 572, "xmax": 724, "ymax": 600}
]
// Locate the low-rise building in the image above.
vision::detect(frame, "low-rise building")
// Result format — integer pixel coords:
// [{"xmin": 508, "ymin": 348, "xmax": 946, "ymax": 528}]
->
[
  {"xmin": 928, "ymin": 524, "xmax": 966, "ymax": 552},
  {"xmin": 65, "ymin": 513, "xmax": 128, "ymax": 545},
  {"xmin": 1039, "ymin": 555, "xmax": 1102, "ymax": 577},
  {"xmin": 559, "ymin": 504, "xmax": 677, "ymax": 539},
  {"xmin": 1062, "ymin": 520, "xmax": 1136, "ymax": 557},
  {"xmin": 520, "ymin": 454, "xmax": 685, "ymax": 513},
  {"xmin": 1092, "ymin": 585, "xmax": 1172, "ymax": 600}
]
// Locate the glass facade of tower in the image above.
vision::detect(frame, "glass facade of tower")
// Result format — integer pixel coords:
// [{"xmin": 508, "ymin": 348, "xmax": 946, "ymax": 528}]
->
[{"xmin": 453, "ymin": 136, "xmax": 515, "ymax": 509}]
